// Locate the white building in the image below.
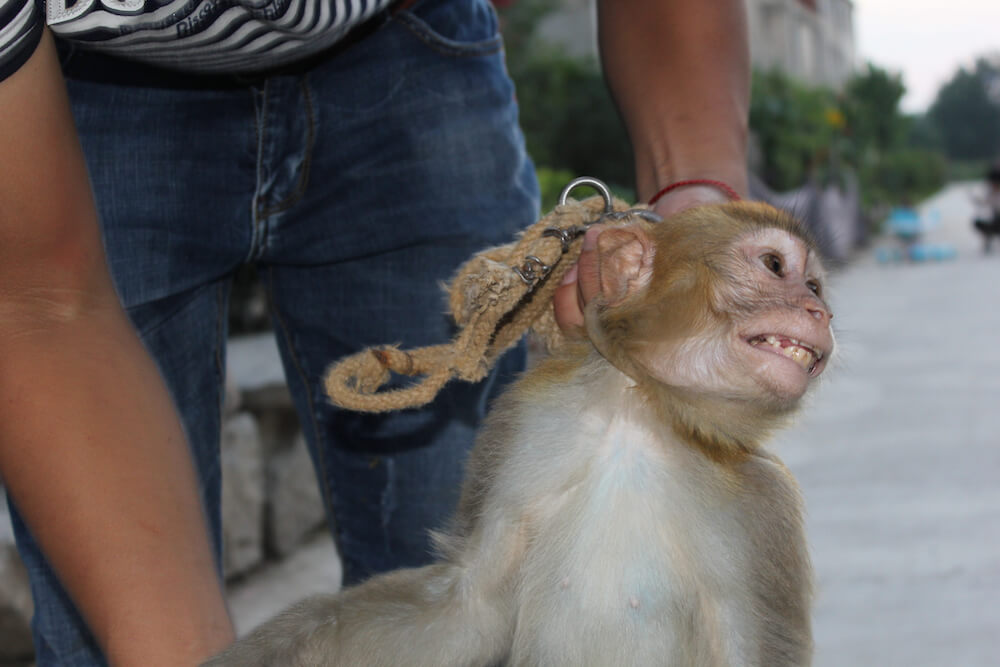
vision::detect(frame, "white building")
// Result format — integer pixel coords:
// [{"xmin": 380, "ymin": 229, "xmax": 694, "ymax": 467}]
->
[
  {"xmin": 747, "ymin": 0, "xmax": 856, "ymax": 89},
  {"xmin": 535, "ymin": 0, "xmax": 856, "ymax": 90}
]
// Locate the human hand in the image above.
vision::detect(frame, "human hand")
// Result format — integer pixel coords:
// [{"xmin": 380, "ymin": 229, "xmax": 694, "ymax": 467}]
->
[{"xmin": 552, "ymin": 184, "xmax": 738, "ymax": 335}]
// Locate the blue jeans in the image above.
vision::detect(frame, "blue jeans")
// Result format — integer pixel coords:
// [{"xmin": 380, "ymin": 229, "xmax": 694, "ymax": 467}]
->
[{"xmin": 7, "ymin": 0, "xmax": 538, "ymax": 663}]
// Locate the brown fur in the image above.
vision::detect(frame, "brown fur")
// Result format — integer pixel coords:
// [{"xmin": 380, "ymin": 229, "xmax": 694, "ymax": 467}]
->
[
  {"xmin": 593, "ymin": 202, "xmax": 827, "ymax": 459},
  {"xmin": 206, "ymin": 202, "xmax": 829, "ymax": 667}
]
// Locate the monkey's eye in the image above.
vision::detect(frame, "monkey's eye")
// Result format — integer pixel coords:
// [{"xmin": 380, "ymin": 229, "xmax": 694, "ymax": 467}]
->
[
  {"xmin": 761, "ymin": 253, "xmax": 784, "ymax": 276},
  {"xmin": 806, "ymin": 279, "xmax": 822, "ymax": 296}
]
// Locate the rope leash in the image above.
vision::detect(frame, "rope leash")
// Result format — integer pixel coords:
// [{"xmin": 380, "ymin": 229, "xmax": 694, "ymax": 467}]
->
[{"xmin": 323, "ymin": 177, "xmax": 660, "ymax": 413}]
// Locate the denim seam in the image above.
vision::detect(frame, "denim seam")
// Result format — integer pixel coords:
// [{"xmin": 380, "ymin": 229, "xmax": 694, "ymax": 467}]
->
[
  {"xmin": 251, "ymin": 82, "xmax": 270, "ymax": 262},
  {"xmin": 213, "ymin": 281, "xmax": 228, "ymax": 427},
  {"xmin": 257, "ymin": 75, "xmax": 317, "ymax": 219},
  {"xmin": 263, "ymin": 266, "xmax": 338, "ymax": 526},
  {"xmin": 393, "ymin": 12, "xmax": 502, "ymax": 58},
  {"xmin": 379, "ymin": 457, "xmax": 397, "ymax": 552},
  {"xmin": 124, "ymin": 283, "xmax": 212, "ymax": 338},
  {"xmin": 210, "ymin": 279, "xmax": 229, "ymax": 570}
]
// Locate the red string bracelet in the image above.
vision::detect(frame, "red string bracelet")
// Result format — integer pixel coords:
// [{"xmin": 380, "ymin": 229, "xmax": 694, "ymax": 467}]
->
[{"xmin": 647, "ymin": 179, "xmax": 742, "ymax": 206}]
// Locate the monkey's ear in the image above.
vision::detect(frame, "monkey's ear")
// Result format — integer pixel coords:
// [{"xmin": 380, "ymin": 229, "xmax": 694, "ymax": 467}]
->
[{"xmin": 596, "ymin": 226, "xmax": 655, "ymax": 306}]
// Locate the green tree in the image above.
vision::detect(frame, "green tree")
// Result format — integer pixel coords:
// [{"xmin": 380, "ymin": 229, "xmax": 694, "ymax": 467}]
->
[
  {"xmin": 749, "ymin": 69, "xmax": 841, "ymax": 190},
  {"xmin": 842, "ymin": 63, "xmax": 906, "ymax": 154},
  {"xmin": 513, "ymin": 51, "xmax": 633, "ymax": 189},
  {"xmin": 839, "ymin": 64, "xmax": 944, "ymax": 206},
  {"xmin": 749, "ymin": 64, "xmax": 945, "ymax": 208},
  {"xmin": 497, "ymin": 1, "xmax": 634, "ymax": 199},
  {"xmin": 928, "ymin": 57, "xmax": 1000, "ymax": 161},
  {"xmin": 904, "ymin": 113, "xmax": 943, "ymax": 152}
]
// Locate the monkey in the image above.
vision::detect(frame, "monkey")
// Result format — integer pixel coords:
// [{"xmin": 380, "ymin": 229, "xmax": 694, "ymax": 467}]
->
[{"xmin": 205, "ymin": 200, "xmax": 834, "ymax": 667}]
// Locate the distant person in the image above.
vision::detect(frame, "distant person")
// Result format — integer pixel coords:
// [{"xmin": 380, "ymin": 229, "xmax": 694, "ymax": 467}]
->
[{"xmin": 972, "ymin": 164, "xmax": 1000, "ymax": 252}]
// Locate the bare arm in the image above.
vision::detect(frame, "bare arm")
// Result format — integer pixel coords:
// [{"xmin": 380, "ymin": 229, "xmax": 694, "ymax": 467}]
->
[
  {"xmin": 555, "ymin": 0, "xmax": 750, "ymax": 332},
  {"xmin": 597, "ymin": 0, "xmax": 750, "ymax": 202},
  {"xmin": 0, "ymin": 31, "xmax": 233, "ymax": 665}
]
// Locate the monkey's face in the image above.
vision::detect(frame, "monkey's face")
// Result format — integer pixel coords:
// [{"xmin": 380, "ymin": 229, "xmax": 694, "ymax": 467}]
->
[
  {"xmin": 723, "ymin": 227, "xmax": 833, "ymax": 404},
  {"xmin": 639, "ymin": 225, "xmax": 833, "ymax": 409},
  {"xmin": 591, "ymin": 204, "xmax": 834, "ymax": 413}
]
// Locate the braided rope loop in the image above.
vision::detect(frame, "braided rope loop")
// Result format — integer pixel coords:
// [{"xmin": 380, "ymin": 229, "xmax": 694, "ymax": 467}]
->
[{"xmin": 323, "ymin": 184, "xmax": 651, "ymax": 413}]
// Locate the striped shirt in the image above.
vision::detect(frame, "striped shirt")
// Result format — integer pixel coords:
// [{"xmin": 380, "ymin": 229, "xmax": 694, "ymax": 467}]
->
[{"xmin": 0, "ymin": 0, "xmax": 396, "ymax": 82}]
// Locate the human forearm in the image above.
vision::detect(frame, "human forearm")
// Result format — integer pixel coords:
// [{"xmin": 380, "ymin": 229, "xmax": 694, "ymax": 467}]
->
[
  {"xmin": 597, "ymin": 0, "xmax": 750, "ymax": 200},
  {"xmin": 555, "ymin": 1, "xmax": 751, "ymax": 333},
  {"xmin": 0, "ymin": 32, "xmax": 233, "ymax": 665},
  {"xmin": 0, "ymin": 302, "xmax": 234, "ymax": 665}
]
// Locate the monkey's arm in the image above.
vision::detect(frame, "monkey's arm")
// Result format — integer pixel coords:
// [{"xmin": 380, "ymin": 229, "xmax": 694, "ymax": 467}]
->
[
  {"xmin": 206, "ymin": 558, "xmax": 518, "ymax": 667},
  {"xmin": 596, "ymin": 0, "xmax": 750, "ymax": 203},
  {"xmin": 207, "ymin": 388, "xmax": 535, "ymax": 666},
  {"xmin": 206, "ymin": 448, "xmax": 529, "ymax": 667}
]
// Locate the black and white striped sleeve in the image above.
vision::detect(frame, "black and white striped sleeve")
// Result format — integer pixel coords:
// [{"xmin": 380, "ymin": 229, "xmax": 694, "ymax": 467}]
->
[{"xmin": 0, "ymin": 0, "xmax": 43, "ymax": 83}]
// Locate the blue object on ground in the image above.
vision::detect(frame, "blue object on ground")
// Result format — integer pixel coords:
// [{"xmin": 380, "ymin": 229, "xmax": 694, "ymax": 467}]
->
[
  {"xmin": 887, "ymin": 207, "xmax": 923, "ymax": 240},
  {"xmin": 876, "ymin": 247, "xmax": 904, "ymax": 263},
  {"xmin": 908, "ymin": 243, "xmax": 957, "ymax": 262}
]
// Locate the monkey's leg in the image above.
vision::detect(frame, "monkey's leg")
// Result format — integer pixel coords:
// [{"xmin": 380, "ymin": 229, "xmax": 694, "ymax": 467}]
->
[{"xmin": 204, "ymin": 562, "xmax": 514, "ymax": 667}]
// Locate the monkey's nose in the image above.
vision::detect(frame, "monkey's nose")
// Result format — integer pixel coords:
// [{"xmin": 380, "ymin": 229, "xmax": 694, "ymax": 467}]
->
[{"xmin": 806, "ymin": 302, "xmax": 832, "ymax": 322}]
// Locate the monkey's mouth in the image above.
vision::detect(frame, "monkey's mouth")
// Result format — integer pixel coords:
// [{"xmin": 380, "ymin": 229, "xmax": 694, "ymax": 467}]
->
[{"xmin": 747, "ymin": 335, "xmax": 824, "ymax": 375}]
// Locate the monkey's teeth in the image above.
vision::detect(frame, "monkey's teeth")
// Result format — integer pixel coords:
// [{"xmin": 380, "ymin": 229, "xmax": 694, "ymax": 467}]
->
[{"xmin": 750, "ymin": 335, "xmax": 822, "ymax": 372}]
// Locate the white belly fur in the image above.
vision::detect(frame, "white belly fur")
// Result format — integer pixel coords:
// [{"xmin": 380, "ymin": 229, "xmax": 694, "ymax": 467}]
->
[{"xmin": 509, "ymin": 416, "xmax": 756, "ymax": 667}]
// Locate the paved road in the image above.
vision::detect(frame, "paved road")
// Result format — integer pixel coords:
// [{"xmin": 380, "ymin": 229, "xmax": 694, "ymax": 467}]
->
[
  {"xmin": 230, "ymin": 183, "xmax": 1000, "ymax": 663},
  {"xmin": 773, "ymin": 182, "xmax": 1000, "ymax": 666}
]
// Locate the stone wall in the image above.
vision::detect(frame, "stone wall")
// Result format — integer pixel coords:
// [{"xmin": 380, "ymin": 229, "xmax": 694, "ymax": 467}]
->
[
  {"xmin": 0, "ymin": 497, "xmax": 33, "ymax": 667},
  {"xmin": 0, "ymin": 333, "xmax": 328, "ymax": 661},
  {"xmin": 220, "ymin": 333, "xmax": 328, "ymax": 579}
]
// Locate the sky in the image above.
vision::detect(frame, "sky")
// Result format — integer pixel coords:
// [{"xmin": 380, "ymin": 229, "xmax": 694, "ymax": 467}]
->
[{"xmin": 854, "ymin": 0, "xmax": 999, "ymax": 114}]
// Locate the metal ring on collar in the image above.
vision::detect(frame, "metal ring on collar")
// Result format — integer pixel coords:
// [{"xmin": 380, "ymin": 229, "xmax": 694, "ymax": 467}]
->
[{"xmin": 558, "ymin": 176, "xmax": 613, "ymax": 213}]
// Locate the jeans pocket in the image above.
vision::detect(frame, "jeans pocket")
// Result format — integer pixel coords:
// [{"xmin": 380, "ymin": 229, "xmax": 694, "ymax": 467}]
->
[{"xmin": 394, "ymin": 0, "xmax": 502, "ymax": 59}]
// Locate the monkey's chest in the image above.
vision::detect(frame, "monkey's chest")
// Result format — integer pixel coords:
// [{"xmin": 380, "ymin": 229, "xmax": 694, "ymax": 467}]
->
[{"xmin": 511, "ymin": 443, "xmax": 755, "ymax": 665}]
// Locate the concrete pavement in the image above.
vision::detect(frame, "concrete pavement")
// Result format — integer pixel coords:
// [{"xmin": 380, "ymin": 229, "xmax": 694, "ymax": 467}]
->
[
  {"xmin": 228, "ymin": 182, "xmax": 1000, "ymax": 664},
  {"xmin": 773, "ymin": 182, "xmax": 1000, "ymax": 666}
]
